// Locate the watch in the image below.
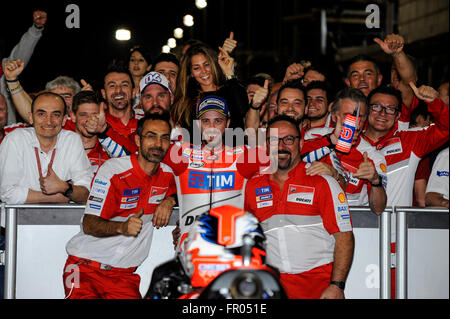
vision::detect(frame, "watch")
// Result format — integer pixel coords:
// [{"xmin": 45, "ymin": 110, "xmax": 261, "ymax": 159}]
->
[
  {"xmin": 330, "ymin": 281, "xmax": 346, "ymax": 290},
  {"xmin": 63, "ymin": 181, "xmax": 73, "ymax": 198}
]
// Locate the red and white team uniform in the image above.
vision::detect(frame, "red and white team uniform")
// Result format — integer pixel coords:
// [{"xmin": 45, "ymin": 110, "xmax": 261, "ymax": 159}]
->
[
  {"xmin": 106, "ymin": 111, "xmax": 138, "ymax": 137},
  {"xmin": 86, "ymin": 139, "xmax": 110, "ymax": 176},
  {"xmin": 163, "ymin": 142, "xmax": 267, "ymax": 249},
  {"xmin": 0, "ymin": 122, "xmax": 27, "ymax": 144},
  {"xmin": 362, "ymin": 98, "xmax": 448, "ymax": 206},
  {"xmin": 64, "ymin": 154, "xmax": 176, "ymax": 298},
  {"xmin": 304, "ymin": 127, "xmax": 387, "ymax": 206},
  {"xmin": 244, "ymin": 162, "xmax": 353, "ymax": 299}
]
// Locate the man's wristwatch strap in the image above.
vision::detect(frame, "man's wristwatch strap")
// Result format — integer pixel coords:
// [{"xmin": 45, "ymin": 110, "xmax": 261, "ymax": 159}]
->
[
  {"xmin": 330, "ymin": 281, "xmax": 345, "ymax": 290},
  {"xmin": 63, "ymin": 181, "xmax": 73, "ymax": 198}
]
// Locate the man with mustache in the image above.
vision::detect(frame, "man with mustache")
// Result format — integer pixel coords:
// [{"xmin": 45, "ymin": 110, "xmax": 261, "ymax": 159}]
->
[
  {"xmin": 63, "ymin": 113, "xmax": 177, "ymax": 299},
  {"xmin": 244, "ymin": 115, "xmax": 354, "ymax": 299},
  {"xmin": 302, "ymin": 88, "xmax": 387, "ymax": 215},
  {"xmin": 87, "ymin": 72, "xmax": 177, "ymax": 157},
  {"xmin": 165, "ymin": 95, "xmax": 269, "ymax": 250}
]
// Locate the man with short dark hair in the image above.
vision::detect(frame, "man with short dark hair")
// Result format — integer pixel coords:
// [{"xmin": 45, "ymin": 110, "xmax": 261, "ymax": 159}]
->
[
  {"xmin": 363, "ymin": 84, "xmax": 449, "ymax": 207},
  {"xmin": 0, "ymin": 92, "xmax": 92, "ymax": 204},
  {"xmin": 302, "ymin": 87, "xmax": 387, "ymax": 215},
  {"xmin": 304, "ymin": 80, "xmax": 333, "ymax": 131},
  {"xmin": 63, "ymin": 113, "xmax": 177, "ymax": 299},
  {"xmin": 71, "ymin": 90, "xmax": 110, "ymax": 175},
  {"xmin": 101, "ymin": 64, "xmax": 138, "ymax": 137},
  {"xmin": 151, "ymin": 53, "xmax": 180, "ymax": 92},
  {"xmin": 244, "ymin": 115, "xmax": 354, "ymax": 299}
]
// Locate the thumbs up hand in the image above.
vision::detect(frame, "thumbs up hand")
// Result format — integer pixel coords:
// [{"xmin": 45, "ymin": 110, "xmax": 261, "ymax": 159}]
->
[
  {"xmin": 251, "ymin": 79, "xmax": 269, "ymax": 109},
  {"xmin": 222, "ymin": 31, "xmax": 237, "ymax": 54},
  {"xmin": 353, "ymin": 152, "xmax": 380, "ymax": 184},
  {"xmin": 409, "ymin": 82, "xmax": 439, "ymax": 103},
  {"xmin": 80, "ymin": 79, "xmax": 93, "ymax": 92},
  {"xmin": 120, "ymin": 208, "xmax": 144, "ymax": 236},
  {"xmin": 40, "ymin": 166, "xmax": 66, "ymax": 195}
]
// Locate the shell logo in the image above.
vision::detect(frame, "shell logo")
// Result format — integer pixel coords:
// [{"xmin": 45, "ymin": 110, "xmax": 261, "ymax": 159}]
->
[
  {"xmin": 338, "ymin": 192, "xmax": 346, "ymax": 203},
  {"xmin": 380, "ymin": 163, "xmax": 387, "ymax": 173}
]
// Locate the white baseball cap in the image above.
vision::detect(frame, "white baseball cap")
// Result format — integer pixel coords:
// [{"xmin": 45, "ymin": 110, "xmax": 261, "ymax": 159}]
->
[{"xmin": 139, "ymin": 71, "xmax": 173, "ymax": 96}]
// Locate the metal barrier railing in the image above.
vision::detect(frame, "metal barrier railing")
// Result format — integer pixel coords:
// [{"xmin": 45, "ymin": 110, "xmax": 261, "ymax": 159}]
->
[{"xmin": 1, "ymin": 203, "xmax": 448, "ymax": 299}]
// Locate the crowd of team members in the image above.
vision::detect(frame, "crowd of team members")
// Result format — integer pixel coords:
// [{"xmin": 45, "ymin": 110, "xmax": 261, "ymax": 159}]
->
[{"xmin": 0, "ymin": 11, "xmax": 448, "ymax": 299}]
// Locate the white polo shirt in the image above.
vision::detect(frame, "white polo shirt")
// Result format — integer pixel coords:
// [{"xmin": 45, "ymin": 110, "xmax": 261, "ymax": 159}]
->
[
  {"xmin": 426, "ymin": 147, "xmax": 449, "ymax": 200},
  {"xmin": 0, "ymin": 127, "xmax": 93, "ymax": 204}
]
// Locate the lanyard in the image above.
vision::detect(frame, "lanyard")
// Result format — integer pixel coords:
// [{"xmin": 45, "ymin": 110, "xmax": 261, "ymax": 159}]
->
[{"xmin": 35, "ymin": 147, "xmax": 56, "ymax": 178}]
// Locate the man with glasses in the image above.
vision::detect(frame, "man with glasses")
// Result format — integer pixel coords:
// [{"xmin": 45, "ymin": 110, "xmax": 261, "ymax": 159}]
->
[
  {"xmin": 63, "ymin": 113, "xmax": 177, "ymax": 299},
  {"xmin": 363, "ymin": 84, "xmax": 449, "ymax": 207},
  {"xmin": 302, "ymin": 88, "xmax": 387, "ymax": 215},
  {"xmin": 244, "ymin": 115, "xmax": 354, "ymax": 299}
]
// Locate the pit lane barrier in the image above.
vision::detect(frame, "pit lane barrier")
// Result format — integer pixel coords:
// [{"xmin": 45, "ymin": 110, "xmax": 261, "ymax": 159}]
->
[{"xmin": 0, "ymin": 203, "xmax": 448, "ymax": 299}]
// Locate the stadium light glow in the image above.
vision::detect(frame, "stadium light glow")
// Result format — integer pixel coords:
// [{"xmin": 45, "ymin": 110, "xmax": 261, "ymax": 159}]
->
[
  {"xmin": 183, "ymin": 14, "xmax": 194, "ymax": 27},
  {"xmin": 168, "ymin": 38, "xmax": 177, "ymax": 48},
  {"xmin": 195, "ymin": 0, "xmax": 207, "ymax": 9},
  {"xmin": 115, "ymin": 28, "xmax": 131, "ymax": 41},
  {"xmin": 174, "ymin": 27, "xmax": 184, "ymax": 39}
]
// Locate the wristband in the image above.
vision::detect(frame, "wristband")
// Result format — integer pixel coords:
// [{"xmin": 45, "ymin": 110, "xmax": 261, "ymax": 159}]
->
[
  {"xmin": 370, "ymin": 180, "xmax": 383, "ymax": 187},
  {"xmin": 5, "ymin": 78, "xmax": 19, "ymax": 83},
  {"xmin": 63, "ymin": 181, "xmax": 73, "ymax": 198},
  {"xmin": 226, "ymin": 74, "xmax": 236, "ymax": 81},
  {"xmin": 6, "ymin": 84, "xmax": 22, "ymax": 94},
  {"xmin": 11, "ymin": 88, "xmax": 24, "ymax": 96},
  {"xmin": 330, "ymin": 281, "xmax": 345, "ymax": 290},
  {"xmin": 249, "ymin": 102, "xmax": 262, "ymax": 110}
]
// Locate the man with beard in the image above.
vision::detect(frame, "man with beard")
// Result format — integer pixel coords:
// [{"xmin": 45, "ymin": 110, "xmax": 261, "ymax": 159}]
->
[
  {"xmin": 164, "ymin": 95, "xmax": 269, "ymax": 250},
  {"xmin": 244, "ymin": 115, "xmax": 354, "ymax": 299},
  {"xmin": 63, "ymin": 113, "xmax": 177, "ymax": 299},
  {"xmin": 276, "ymin": 79, "xmax": 307, "ymax": 123},
  {"xmin": 302, "ymin": 88, "xmax": 387, "ymax": 215},
  {"xmin": 304, "ymin": 80, "xmax": 333, "ymax": 131},
  {"xmin": 87, "ymin": 72, "xmax": 176, "ymax": 157},
  {"xmin": 71, "ymin": 90, "xmax": 110, "ymax": 175}
]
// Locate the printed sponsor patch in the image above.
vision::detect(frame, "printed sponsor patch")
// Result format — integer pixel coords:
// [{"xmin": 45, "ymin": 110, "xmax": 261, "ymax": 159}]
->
[
  {"xmin": 92, "ymin": 187, "xmax": 107, "ymax": 195},
  {"xmin": 93, "ymin": 178, "xmax": 108, "ymax": 187},
  {"xmin": 188, "ymin": 171, "xmax": 235, "ymax": 190},
  {"xmin": 257, "ymin": 200, "xmax": 273, "ymax": 209},
  {"xmin": 256, "ymin": 194, "xmax": 273, "ymax": 202},
  {"xmin": 123, "ymin": 188, "xmax": 141, "ymax": 196},
  {"xmin": 338, "ymin": 192, "xmax": 346, "ymax": 203},
  {"xmin": 337, "ymin": 204, "xmax": 350, "ymax": 220},
  {"xmin": 382, "ymin": 137, "xmax": 402, "ymax": 156},
  {"xmin": 89, "ymin": 203, "xmax": 101, "ymax": 210},
  {"xmin": 121, "ymin": 196, "xmax": 139, "ymax": 203},
  {"xmin": 286, "ymin": 185, "xmax": 315, "ymax": 205},
  {"xmin": 120, "ymin": 202, "xmax": 138, "ymax": 209},
  {"xmin": 189, "ymin": 161, "xmax": 204, "ymax": 168},
  {"xmin": 255, "ymin": 186, "xmax": 272, "ymax": 196},
  {"xmin": 182, "ymin": 148, "xmax": 192, "ymax": 158},
  {"xmin": 437, "ymin": 170, "xmax": 449, "ymax": 177},
  {"xmin": 89, "ymin": 196, "xmax": 103, "ymax": 203},
  {"xmin": 148, "ymin": 186, "xmax": 168, "ymax": 204}
]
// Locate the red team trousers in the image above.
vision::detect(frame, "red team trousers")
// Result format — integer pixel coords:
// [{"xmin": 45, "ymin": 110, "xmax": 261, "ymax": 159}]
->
[
  {"xmin": 63, "ymin": 255, "xmax": 141, "ymax": 299},
  {"xmin": 280, "ymin": 263, "xmax": 333, "ymax": 299}
]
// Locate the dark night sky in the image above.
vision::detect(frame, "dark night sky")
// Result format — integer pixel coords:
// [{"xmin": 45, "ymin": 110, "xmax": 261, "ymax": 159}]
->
[{"xmin": 1, "ymin": 1, "xmax": 448, "ymax": 93}]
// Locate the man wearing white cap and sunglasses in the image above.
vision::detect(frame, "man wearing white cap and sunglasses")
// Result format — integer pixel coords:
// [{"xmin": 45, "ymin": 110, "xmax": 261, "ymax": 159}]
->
[{"xmin": 87, "ymin": 71, "xmax": 176, "ymax": 157}]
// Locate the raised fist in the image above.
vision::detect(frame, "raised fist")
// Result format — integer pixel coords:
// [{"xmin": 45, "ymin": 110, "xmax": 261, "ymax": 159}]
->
[
  {"xmin": 4, "ymin": 59, "xmax": 25, "ymax": 80},
  {"xmin": 33, "ymin": 10, "xmax": 47, "ymax": 28}
]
